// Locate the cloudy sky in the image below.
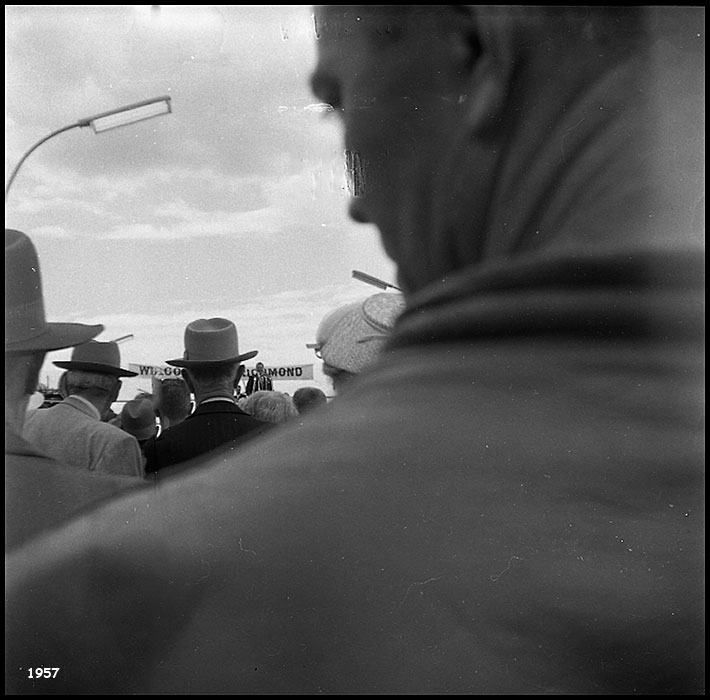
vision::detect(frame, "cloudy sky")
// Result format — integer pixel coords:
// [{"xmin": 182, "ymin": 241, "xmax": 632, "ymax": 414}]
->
[{"xmin": 5, "ymin": 5, "xmax": 398, "ymax": 398}]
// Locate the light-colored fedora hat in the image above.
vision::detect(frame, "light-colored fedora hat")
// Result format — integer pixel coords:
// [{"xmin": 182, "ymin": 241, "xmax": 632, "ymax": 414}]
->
[
  {"xmin": 166, "ymin": 317, "xmax": 258, "ymax": 367},
  {"xmin": 119, "ymin": 398, "xmax": 158, "ymax": 441},
  {"xmin": 306, "ymin": 292, "xmax": 405, "ymax": 374},
  {"xmin": 5, "ymin": 228, "xmax": 103, "ymax": 354},
  {"xmin": 53, "ymin": 340, "xmax": 137, "ymax": 377}
]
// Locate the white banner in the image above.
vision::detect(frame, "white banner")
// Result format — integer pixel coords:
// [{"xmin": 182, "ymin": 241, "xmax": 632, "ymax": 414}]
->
[
  {"xmin": 128, "ymin": 363, "xmax": 184, "ymax": 379},
  {"xmin": 243, "ymin": 364, "xmax": 314, "ymax": 381},
  {"xmin": 129, "ymin": 363, "xmax": 314, "ymax": 381}
]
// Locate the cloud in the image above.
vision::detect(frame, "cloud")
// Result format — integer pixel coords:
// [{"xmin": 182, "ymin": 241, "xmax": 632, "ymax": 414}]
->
[
  {"xmin": 6, "ymin": 6, "xmax": 321, "ymax": 179},
  {"xmin": 7, "ymin": 5, "xmax": 398, "ymax": 402},
  {"xmin": 49, "ymin": 283, "xmax": 385, "ymax": 359}
]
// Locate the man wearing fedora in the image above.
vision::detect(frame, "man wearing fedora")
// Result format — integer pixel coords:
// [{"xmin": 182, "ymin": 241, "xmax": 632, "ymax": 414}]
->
[
  {"xmin": 143, "ymin": 317, "xmax": 272, "ymax": 476},
  {"xmin": 5, "ymin": 228, "xmax": 145, "ymax": 550},
  {"xmin": 24, "ymin": 339, "xmax": 145, "ymax": 478},
  {"xmin": 5, "ymin": 8, "xmax": 704, "ymax": 695},
  {"xmin": 112, "ymin": 397, "xmax": 159, "ymax": 460}
]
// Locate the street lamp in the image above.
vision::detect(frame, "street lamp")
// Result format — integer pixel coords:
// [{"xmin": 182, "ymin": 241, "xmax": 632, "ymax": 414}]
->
[
  {"xmin": 5, "ymin": 95, "xmax": 172, "ymax": 202},
  {"xmin": 351, "ymin": 269, "xmax": 401, "ymax": 292}
]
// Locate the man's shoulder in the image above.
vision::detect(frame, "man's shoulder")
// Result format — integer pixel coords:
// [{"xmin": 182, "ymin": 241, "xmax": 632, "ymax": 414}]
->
[
  {"xmin": 172, "ymin": 403, "xmax": 261, "ymax": 427},
  {"xmin": 152, "ymin": 419, "xmax": 188, "ymax": 442},
  {"xmin": 24, "ymin": 403, "xmax": 62, "ymax": 422},
  {"xmin": 27, "ymin": 397, "xmax": 97, "ymax": 421},
  {"xmin": 89, "ymin": 418, "xmax": 142, "ymax": 448},
  {"xmin": 192, "ymin": 401, "xmax": 250, "ymax": 417},
  {"xmin": 151, "ymin": 404, "xmax": 270, "ymax": 449},
  {"xmin": 150, "ymin": 411, "xmax": 202, "ymax": 444},
  {"xmin": 23, "ymin": 402, "xmax": 78, "ymax": 432}
]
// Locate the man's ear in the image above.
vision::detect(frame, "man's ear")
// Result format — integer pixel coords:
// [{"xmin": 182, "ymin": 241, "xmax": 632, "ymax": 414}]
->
[{"xmin": 450, "ymin": 5, "xmax": 515, "ymax": 138}]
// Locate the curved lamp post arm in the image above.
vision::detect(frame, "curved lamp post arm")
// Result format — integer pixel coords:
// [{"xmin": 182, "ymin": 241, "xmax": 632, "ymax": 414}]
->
[
  {"xmin": 5, "ymin": 95, "xmax": 171, "ymax": 203},
  {"xmin": 5, "ymin": 122, "xmax": 83, "ymax": 202}
]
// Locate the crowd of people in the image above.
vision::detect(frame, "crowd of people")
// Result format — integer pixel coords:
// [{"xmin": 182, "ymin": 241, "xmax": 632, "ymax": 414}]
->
[
  {"xmin": 13, "ymin": 295, "xmax": 385, "ymax": 484},
  {"xmin": 5, "ymin": 6, "xmax": 704, "ymax": 696}
]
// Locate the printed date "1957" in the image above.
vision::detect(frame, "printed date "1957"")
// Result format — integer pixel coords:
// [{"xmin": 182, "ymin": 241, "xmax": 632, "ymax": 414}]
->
[{"xmin": 28, "ymin": 668, "xmax": 60, "ymax": 679}]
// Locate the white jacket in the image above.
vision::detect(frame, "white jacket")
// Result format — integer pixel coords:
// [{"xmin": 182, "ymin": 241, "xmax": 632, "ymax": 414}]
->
[{"xmin": 24, "ymin": 395, "xmax": 144, "ymax": 478}]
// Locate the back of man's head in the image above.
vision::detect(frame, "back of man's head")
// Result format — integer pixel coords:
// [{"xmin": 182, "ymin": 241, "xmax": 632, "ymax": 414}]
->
[
  {"xmin": 185, "ymin": 363, "xmax": 238, "ymax": 391},
  {"xmin": 241, "ymin": 390, "xmax": 298, "ymax": 424},
  {"xmin": 292, "ymin": 386, "xmax": 328, "ymax": 414},
  {"xmin": 159, "ymin": 378, "xmax": 192, "ymax": 424},
  {"xmin": 61, "ymin": 369, "xmax": 121, "ymax": 420},
  {"xmin": 64, "ymin": 370, "xmax": 118, "ymax": 397}
]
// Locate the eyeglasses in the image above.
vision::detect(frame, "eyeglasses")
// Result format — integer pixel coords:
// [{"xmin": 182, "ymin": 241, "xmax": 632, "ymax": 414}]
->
[
  {"xmin": 306, "ymin": 343, "xmax": 322, "ymax": 359},
  {"xmin": 306, "ymin": 334, "xmax": 388, "ymax": 359}
]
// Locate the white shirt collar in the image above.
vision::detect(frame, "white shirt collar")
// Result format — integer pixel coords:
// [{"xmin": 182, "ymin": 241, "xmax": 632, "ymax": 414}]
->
[{"xmin": 198, "ymin": 397, "xmax": 236, "ymax": 407}]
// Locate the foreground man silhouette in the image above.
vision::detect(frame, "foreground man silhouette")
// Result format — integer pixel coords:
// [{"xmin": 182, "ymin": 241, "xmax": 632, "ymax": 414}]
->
[{"xmin": 5, "ymin": 6, "xmax": 704, "ymax": 694}]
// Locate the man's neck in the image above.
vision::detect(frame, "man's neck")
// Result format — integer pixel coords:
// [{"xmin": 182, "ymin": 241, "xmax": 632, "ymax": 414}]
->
[{"xmin": 194, "ymin": 388, "xmax": 234, "ymax": 405}]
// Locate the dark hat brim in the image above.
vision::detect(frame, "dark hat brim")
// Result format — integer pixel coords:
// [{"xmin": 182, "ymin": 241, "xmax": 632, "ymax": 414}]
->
[
  {"xmin": 165, "ymin": 349, "xmax": 258, "ymax": 368},
  {"xmin": 52, "ymin": 360, "xmax": 138, "ymax": 377},
  {"xmin": 5, "ymin": 322, "xmax": 104, "ymax": 355}
]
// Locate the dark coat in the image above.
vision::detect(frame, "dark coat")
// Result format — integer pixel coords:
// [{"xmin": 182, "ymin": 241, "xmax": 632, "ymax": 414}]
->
[
  {"xmin": 5, "ymin": 248, "xmax": 704, "ymax": 694},
  {"xmin": 143, "ymin": 400, "xmax": 271, "ymax": 475},
  {"xmin": 4, "ymin": 8, "xmax": 704, "ymax": 695}
]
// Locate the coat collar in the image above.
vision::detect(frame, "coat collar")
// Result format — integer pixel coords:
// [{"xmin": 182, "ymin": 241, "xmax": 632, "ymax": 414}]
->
[
  {"xmin": 192, "ymin": 400, "xmax": 246, "ymax": 416},
  {"xmin": 63, "ymin": 395, "xmax": 102, "ymax": 421}
]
